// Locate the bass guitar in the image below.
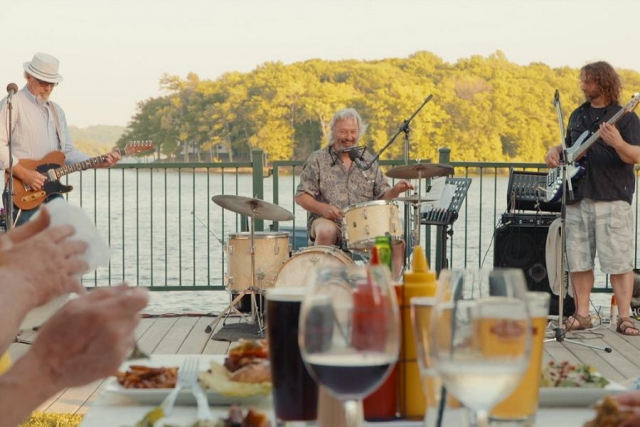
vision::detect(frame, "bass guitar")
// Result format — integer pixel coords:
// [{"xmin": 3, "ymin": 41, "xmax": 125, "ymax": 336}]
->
[
  {"xmin": 545, "ymin": 93, "xmax": 640, "ymax": 203},
  {"xmin": 6, "ymin": 141, "xmax": 154, "ymax": 210}
]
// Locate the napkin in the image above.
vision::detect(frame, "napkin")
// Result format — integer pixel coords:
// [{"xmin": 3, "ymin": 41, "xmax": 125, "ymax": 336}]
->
[{"xmin": 19, "ymin": 198, "xmax": 111, "ymax": 330}]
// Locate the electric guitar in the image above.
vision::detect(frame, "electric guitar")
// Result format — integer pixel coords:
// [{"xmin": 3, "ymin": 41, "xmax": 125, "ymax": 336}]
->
[
  {"xmin": 6, "ymin": 141, "xmax": 154, "ymax": 210},
  {"xmin": 545, "ymin": 93, "xmax": 640, "ymax": 203}
]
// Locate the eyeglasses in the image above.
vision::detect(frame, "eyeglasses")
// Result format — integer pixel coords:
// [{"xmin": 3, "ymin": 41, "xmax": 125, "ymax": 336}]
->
[{"xmin": 33, "ymin": 77, "xmax": 58, "ymax": 87}]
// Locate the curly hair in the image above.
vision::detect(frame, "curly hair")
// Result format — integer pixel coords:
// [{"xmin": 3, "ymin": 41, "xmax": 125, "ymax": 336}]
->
[
  {"xmin": 581, "ymin": 61, "xmax": 622, "ymax": 104},
  {"xmin": 327, "ymin": 108, "xmax": 368, "ymax": 146}
]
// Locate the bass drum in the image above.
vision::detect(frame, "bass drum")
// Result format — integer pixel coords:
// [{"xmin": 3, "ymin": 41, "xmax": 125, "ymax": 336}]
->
[{"xmin": 273, "ymin": 245, "xmax": 356, "ymax": 288}]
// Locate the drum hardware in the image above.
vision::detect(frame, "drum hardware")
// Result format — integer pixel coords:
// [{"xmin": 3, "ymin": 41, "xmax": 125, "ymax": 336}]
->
[
  {"xmin": 205, "ymin": 195, "xmax": 294, "ymax": 338},
  {"xmin": 391, "ymin": 161, "xmax": 453, "ymax": 254}
]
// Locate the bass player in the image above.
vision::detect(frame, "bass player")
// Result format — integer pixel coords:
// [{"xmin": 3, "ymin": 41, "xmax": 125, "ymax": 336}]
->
[{"xmin": 545, "ymin": 61, "xmax": 640, "ymax": 336}]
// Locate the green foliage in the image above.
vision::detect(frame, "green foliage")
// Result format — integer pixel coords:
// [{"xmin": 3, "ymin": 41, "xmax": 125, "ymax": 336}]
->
[
  {"xmin": 19, "ymin": 412, "xmax": 82, "ymax": 427},
  {"xmin": 121, "ymin": 51, "xmax": 640, "ymax": 163}
]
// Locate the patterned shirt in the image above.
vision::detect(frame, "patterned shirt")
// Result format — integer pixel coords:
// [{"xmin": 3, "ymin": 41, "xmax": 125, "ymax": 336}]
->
[
  {"xmin": 0, "ymin": 86, "xmax": 89, "ymax": 170},
  {"xmin": 296, "ymin": 146, "xmax": 391, "ymax": 231}
]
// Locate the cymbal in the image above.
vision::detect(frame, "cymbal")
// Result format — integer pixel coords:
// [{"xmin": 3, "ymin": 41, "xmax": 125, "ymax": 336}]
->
[
  {"xmin": 394, "ymin": 194, "xmax": 439, "ymax": 203},
  {"xmin": 211, "ymin": 195, "xmax": 294, "ymax": 221},
  {"xmin": 386, "ymin": 163, "xmax": 454, "ymax": 179}
]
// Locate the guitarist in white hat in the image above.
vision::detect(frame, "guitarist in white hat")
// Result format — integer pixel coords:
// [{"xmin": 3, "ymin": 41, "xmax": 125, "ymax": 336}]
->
[
  {"xmin": 544, "ymin": 61, "xmax": 640, "ymax": 336},
  {"xmin": 0, "ymin": 52, "xmax": 122, "ymax": 226}
]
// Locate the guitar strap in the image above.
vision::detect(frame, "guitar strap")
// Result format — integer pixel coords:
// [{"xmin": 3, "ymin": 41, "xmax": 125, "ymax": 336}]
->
[{"xmin": 48, "ymin": 102, "xmax": 63, "ymax": 150}]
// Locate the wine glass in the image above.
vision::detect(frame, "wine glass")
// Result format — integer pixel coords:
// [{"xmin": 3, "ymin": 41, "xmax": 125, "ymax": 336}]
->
[
  {"xmin": 298, "ymin": 264, "xmax": 400, "ymax": 427},
  {"xmin": 430, "ymin": 268, "xmax": 531, "ymax": 427}
]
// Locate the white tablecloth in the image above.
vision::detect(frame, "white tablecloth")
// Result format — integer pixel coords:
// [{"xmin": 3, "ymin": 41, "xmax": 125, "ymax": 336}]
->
[{"xmin": 79, "ymin": 355, "xmax": 596, "ymax": 427}]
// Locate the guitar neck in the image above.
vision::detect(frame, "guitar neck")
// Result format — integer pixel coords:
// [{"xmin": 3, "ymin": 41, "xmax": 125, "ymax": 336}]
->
[
  {"xmin": 571, "ymin": 108, "xmax": 626, "ymax": 162},
  {"xmin": 53, "ymin": 148, "xmax": 124, "ymax": 179}
]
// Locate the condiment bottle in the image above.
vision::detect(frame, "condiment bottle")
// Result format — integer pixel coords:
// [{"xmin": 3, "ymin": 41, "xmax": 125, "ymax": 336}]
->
[
  {"xmin": 610, "ymin": 295, "xmax": 619, "ymax": 329},
  {"xmin": 399, "ymin": 245, "xmax": 437, "ymax": 419},
  {"xmin": 363, "ymin": 246, "xmax": 398, "ymax": 421}
]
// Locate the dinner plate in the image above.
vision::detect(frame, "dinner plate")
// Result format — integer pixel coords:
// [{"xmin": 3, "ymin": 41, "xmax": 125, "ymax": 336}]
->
[
  {"xmin": 538, "ymin": 382, "xmax": 626, "ymax": 407},
  {"xmin": 103, "ymin": 355, "xmax": 271, "ymax": 406}
]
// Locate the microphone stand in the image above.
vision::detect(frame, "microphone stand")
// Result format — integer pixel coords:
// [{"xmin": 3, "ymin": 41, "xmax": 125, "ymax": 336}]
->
[
  {"xmin": 356, "ymin": 95, "xmax": 433, "ymax": 171},
  {"xmin": 5, "ymin": 93, "xmax": 15, "ymax": 230},
  {"xmin": 353, "ymin": 95, "xmax": 433, "ymax": 263}
]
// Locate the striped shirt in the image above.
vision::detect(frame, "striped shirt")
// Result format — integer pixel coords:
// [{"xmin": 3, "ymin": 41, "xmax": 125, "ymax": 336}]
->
[{"xmin": 0, "ymin": 86, "xmax": 89, "ymax": 170}]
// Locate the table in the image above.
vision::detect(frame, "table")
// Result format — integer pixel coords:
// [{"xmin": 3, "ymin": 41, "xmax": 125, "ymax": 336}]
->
[{"xmin": 79, "ymin": 355, "xmax": 597, "ymax": 427}]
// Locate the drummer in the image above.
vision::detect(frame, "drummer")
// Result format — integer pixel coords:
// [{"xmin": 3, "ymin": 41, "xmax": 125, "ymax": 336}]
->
[{"xmin": 295, "ymin": 107, "xmax": 413, "ymax": 277}]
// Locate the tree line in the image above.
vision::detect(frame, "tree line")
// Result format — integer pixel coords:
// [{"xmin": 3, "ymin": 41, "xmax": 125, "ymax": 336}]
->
[{"xmin": 116, "ymin": 50, "xmax": 640, "ymax": 164}]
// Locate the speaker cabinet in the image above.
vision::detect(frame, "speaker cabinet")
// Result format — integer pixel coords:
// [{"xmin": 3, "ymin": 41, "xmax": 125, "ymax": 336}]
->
[{"xmin": 494, "ymin": 223, "xmax": 575, "ymax": 316}]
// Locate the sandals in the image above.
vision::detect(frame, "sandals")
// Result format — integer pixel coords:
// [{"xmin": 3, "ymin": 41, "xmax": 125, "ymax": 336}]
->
[
  {"xmin": 616, "ymin": 317, "xmax": 640, "ymax": 336},
  {"xmin": 562, "ymin": 313, "xmax": 593, "ymax": 331}
]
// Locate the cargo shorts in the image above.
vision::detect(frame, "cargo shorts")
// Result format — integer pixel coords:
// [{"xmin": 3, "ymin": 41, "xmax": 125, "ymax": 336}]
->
[{"xmin": 565, "ymin": 199, "xmax": 634, "ymax": 274}]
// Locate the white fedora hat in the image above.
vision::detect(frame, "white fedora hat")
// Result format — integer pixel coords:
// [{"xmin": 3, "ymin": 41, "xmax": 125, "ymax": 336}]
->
[{"xmin": 23, "ymin": 52, "xmax": 63, "ymax": 84}]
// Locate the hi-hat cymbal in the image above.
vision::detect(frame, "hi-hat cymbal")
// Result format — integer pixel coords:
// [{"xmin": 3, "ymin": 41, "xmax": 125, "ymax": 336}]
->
[
  {"xmin": 211, "ymin": 195, "xmax": 294, "ymax": 221},
  {"xmin": 394, "ymin": 194, "xmax": 439, "ymax": 203},
  {"xmin": 386, "ymin": 163, "xmax": 454, "ymax": 179}
]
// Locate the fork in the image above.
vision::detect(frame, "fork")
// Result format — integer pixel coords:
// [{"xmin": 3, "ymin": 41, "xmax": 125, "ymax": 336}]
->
[
  {"xmin": 136, "ymin": 358, "xmax": 192, "ymax": 425},
  {"xmin": 184, "ymin": 357, "xmax": 214, "ymax": 421}
]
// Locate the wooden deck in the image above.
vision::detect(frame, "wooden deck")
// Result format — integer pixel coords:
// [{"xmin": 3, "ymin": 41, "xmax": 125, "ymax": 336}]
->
[{"xmin": 8, "ymin": 315, "xmax": 640, "ymax": 416}]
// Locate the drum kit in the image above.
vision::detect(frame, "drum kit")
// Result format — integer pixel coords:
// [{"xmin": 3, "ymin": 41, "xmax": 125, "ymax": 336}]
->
[{"xmin": 204, "ymin": 162, "xmax": 453, "ymax": 337}]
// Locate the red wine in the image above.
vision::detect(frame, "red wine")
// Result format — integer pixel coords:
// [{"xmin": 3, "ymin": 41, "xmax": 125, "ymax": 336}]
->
[{"xmin": 305, "ymin": 352, "xmax": 395, "ymax": 399}]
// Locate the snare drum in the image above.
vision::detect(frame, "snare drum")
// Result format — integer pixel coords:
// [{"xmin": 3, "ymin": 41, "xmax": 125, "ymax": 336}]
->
[
  {"xmin": 225, "ymin": 232, "xmax": 290, "ymax": 291},
  {"xmin": 342, "ymin": 200, "xmax": 402, "ymax": 251},
  {"xmin": 273, "ymin": 245, "xmax": 356, "ymax": 288}
]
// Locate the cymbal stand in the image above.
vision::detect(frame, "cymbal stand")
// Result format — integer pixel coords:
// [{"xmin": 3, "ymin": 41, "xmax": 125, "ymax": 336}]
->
[
  {"xmin": 205, "ymin": 210, "xmax": 265, "ymax": 338},
  {"xmin": 247, "ymin": 209, "xmax": 265, "ymax": 334}
]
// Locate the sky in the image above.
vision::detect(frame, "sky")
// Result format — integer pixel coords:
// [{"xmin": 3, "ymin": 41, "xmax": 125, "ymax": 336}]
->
[{"xmin": 1, "ymin": 0, "xmax": 639, "ymax": 128}]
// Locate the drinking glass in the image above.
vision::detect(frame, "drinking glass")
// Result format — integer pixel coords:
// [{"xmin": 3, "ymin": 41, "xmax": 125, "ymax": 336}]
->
[
  {"xmin": 411, "ymin": 296, "xmax": 468, "ymax": 427},
  {"xmin": 430, "ymin": 268, "xmax": 532, "ymax": 427},
  {"xmin": 298, "ymin": 265, "xmax": 400, "ymax": 427}
]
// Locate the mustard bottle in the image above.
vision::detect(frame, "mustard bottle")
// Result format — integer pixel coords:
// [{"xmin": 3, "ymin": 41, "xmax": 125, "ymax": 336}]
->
[{"xmin": 400, "ymin": 245, "xmax": 437, "ymax": 419}]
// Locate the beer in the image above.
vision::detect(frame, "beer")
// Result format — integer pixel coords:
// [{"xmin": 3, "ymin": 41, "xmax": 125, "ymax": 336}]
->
[
  {"xmin": 265, "ymin": 287, "xmax": 319, "ymax": 423},
  {"xmin": 490, "ymin": 292, "xmax": 550, "ymax": 425}
]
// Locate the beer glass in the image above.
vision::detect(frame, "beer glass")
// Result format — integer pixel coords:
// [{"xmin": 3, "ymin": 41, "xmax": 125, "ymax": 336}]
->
[
  {"xmin": 430, "ymin": 268, "xmax": 532, "ymax": 427},
  {"xmin": 265, "ymin": 287, "xmax": 319, "ymax": 425},
  {"xmin": 490, "ymin": 291, "xmax": 550, "ymax": 426}
]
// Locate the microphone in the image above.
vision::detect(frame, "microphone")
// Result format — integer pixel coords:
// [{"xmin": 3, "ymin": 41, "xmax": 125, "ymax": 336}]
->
[
  {"xmin": 347, "ymin": 146, "xmax": 370, "ymax": 171},
  {"xmin": 6, "ymin": 83, "xmax": 18, "ymax": 96}
]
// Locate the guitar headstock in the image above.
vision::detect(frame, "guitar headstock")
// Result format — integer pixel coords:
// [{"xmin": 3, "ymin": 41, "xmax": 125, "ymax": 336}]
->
[
  {"xmin": 553, "ymin": 89, "xmax": 560, "ymax": 106},
  {"xmin": 625, "ymin": 93, "xmax": 640, "ymax": 113},
  {"xmin": 123, "ymin": 141, "xmax": 154, "ymax": 155}
]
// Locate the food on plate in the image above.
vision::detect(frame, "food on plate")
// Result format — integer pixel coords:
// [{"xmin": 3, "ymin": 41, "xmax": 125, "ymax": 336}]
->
[
  {"xmin": 221, "ymin": 338, "xmax": 271, "ymax": 385},
  {"xmin": 540, "ymin": 361, "xmax": 610, "ymax": 388},
  {"xmin": 157, "ymin": 405, "xmax": 272, "ymax": 427},
  {"xmin": 224, "ymin": 339, "xmax": 269, "ymax": 373},
  {"xmin": 199, "ymin": 361, "xmax": 271, "ymax": 397},
  {"xmin": 116, "ymin": 365, "xmax": 179, "ymax": 389},
  {"xmin": 584, "ymin": 395, "xmax": 633, "ymax": 427},
  {"xmin": 229, "ymin": 361, "xmax": 271, "ymax": 384}
]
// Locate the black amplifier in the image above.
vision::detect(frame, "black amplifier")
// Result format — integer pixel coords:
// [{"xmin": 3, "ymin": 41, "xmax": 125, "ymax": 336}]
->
[
  {"xmin": 501, "ymin": 213, "xmax": 559, "ymax": 227},
  {"xmin": 507, "ymin": 170, "xmax": 560, "ymax": 213}
]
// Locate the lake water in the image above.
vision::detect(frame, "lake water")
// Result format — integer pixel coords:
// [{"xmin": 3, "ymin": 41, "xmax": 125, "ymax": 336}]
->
[{"xmin": 57, "ymin": 169, "xmax": 623, "ymax": 317}]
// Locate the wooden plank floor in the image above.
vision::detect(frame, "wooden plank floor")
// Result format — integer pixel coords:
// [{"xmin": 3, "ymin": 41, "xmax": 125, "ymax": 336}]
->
[{"xmin": 9, "ymin": 315, "xmax": 640, "ymax": 416}]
